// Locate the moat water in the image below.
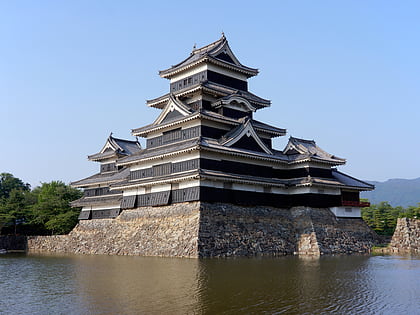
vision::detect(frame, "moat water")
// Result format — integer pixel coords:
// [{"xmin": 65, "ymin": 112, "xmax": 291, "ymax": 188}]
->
[{"xmin": 0, "ymin": 253, "xmax": 419, "ymax": 314}]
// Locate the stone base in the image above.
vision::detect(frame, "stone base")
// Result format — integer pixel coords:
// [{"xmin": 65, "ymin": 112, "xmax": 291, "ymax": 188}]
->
[
  {"xmin": 27, "ymin": 202, "xmax": 381, "ymax": 257},
  {"xmin": 389, "ymin": 218, "xmax": 419, "ymax": 253}
]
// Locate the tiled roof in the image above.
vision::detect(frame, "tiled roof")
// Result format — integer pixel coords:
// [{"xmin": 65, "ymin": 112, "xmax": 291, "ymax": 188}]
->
[
  {"xmin": 283, "ymin": 137, "xmax": 346, "ymax": 165},
  {"xmin": 71, "ymin": 194, "xmax": 122, "ymax": 207},
  {"xmin": 71, "ymin": 167, "xmax": 131, "ymax": 188},
  {"xmin": 88, "ymin": 135, "xmax": 141, "ymax": 161},
  {"xmin": 117, "ymin": 138, "xmax": 200, "ymax": 165},
  {"xmin": 158, "ymin": 34, "xmax": 258, "ymax": 78},
  {"xmin": 331, "ymin": 170, "xmax": 374, "ymax": 190}
]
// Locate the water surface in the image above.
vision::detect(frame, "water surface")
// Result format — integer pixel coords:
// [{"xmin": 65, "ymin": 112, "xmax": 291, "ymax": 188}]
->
[{"xmin": 0, "ymin": 253, "xmax": 419, "ymax": 314}]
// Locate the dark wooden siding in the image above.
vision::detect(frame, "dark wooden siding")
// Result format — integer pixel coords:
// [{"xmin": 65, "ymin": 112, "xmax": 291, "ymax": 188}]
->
[
  {"xmin": 121, "ymin": 195, "xmax": 136, "ymax": 209},
  {"xmin": 150, "ymin": 191, "xmax": 171, "ymax": 206},
  {"xmin": 130, "ymin": 159, "xmax": 200, "ymax": 180},
  {"xmin": 91, "ymin": 209, "xmax": 120, "ymax": 219},
  {"xmin": 147, "ymin": 126, "xmax": 200, "ymax": 149},
  {"xmin": 199, "ymin": 186, "xmax": 341, "ymax": 208},
  {"xmin": 84, "ymin": 187, "xmax": 121, "ymax": 197},
  {"xmin": 201, "ymin": 125, "xmax": 229, "ymax": 139},
  {"xmin": 78, "ymin": 210, "xmax": 91, "ymax": 220},
  {"xmin": 341, "ymin": 191, "xmax": 360, "ymax": 202},
  {"xmin": 170, "ymin": 71, "xmax": 207, "ymax": 92},
  {"xmin": 200, "ymin": 158, "xmax": 333, "ymax": 180},
  {"xmin": 169, "ymin": 70, "xmax": 248, "ymax": 92},
  {"xmin": 172, "ymin": 187, "xmax": 200, "ymax": 203},
  {"xmin": 207, "ymin": 70, "xmax": 248, "ymax": 91},
  {"xmin": 152, "ymin": 163, "xmax": 172, "ymax": 177},
  {"xmin": 220, "ymin": 107, "xmax": 251, "ymax": 119},
  {"xmin": 100, "ymin": 163, "xmax": 117, "ymax": 173}
]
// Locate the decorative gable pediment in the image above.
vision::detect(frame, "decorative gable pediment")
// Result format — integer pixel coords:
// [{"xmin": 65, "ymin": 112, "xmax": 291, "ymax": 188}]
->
[
  {"xmin": 213, "ymin": 95, "xmax": 256, "ymax": 113},
  {"xmin": 220, "ymin": 119, "xmax": 272, "ymax": 154},
  {"xmin": 153, "ymin": 94, "xmax": 192, "ymax": 126},
  {"xmin": 100, "ymin": 135, "xmax": 122, "ymax": 154},
  {"xmin": 211, "ymin": 39, "xmax": 243, "ymax": 68}
]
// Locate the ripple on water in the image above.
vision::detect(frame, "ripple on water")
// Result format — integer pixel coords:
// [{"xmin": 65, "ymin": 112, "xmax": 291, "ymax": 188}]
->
[{"xmin": 0, "ymin": 254, "xmax": 419, "ymax": 314}]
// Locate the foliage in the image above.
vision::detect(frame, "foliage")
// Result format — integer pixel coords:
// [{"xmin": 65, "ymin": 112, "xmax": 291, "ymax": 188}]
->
[
  {"xmin": 0, "ymin": 174, "xmax": 82, "ymax": 235},
  {"xmin": 0, "ymin": 173, "xmax": 30, "ymax": 199},
  {"xmin": 30, "ymin": 181, "xmax": 82, "ymax": 234},
  {"xmin": 361, "ymin": 201, "xmax": 420, "ymax": 236}
]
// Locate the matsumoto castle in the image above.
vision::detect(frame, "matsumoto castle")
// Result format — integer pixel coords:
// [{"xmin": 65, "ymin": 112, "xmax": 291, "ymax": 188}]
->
[{"xmin": 71, "ymin": 34, "xmax": 373, "ymax": 221}]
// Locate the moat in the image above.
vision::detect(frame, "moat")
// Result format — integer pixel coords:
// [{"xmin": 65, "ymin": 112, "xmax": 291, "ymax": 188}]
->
[{"xmin": 0, "ymin": 253, "xmax": 418, "ymax": 314}]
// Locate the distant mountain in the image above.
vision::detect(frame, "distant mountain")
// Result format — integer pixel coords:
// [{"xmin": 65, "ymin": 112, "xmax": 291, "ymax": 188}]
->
[{"xmin": 361, "ymin": 177, "xmax": 420, "ymax": 208}]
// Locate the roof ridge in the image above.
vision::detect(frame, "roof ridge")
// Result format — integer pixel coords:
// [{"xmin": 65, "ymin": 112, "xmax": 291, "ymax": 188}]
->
[
  {"xmin": 110, "ymin": 135, "xmax": 139, "ymax": 144},
  {"xmin": 289, "ymin": 136, "xmax": 315, "ymax": 144},
  {"xmin": 191, "ymin": 34, "xmax": 226, "ymax": 55}
]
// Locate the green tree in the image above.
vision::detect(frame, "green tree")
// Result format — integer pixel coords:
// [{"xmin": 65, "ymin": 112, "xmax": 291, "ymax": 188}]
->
[
  {"xmin": 0, "ymin": 173, "xmax": 30, "ymax": 199},
  {"xmin": 29, "ymin": 181, "xmax": 82, "ymax": 235}
]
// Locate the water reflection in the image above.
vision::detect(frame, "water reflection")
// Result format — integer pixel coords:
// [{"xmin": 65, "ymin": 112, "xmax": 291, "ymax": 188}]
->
[{"xmin": 0, "ymin": 254, "xmax": 419, "ymax": 314}]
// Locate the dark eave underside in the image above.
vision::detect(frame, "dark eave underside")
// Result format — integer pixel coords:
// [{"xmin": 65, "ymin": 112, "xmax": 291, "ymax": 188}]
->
[
  {"xmin": 146, "ymin": 82, "xmax": 270, "ymax": 109},
  {"xmin": 71, "ymin": 194, "xmax": 123, "ymax": 207},
  {"xmin": 132, "ymin": 111, "xmax": 284, "ymax": 138},
  {"xmin": 71, "ymin": 168, "xmax": 130, "ymax": 188}
]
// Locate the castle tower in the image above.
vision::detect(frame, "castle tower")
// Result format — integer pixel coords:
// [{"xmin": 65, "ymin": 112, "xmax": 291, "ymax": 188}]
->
[{"xmin": 68, "ymin": 35, "xmax": 377, "ymax": 257}]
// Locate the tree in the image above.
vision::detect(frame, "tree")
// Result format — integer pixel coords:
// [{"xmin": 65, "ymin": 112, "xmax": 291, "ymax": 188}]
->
[
  {"xmin": 29, "ymin": 181, "xmax": 82, "ymax": 235},
  {"xmin": 0, "ymin": 173, "xmax": 30, "ymax": 199},
  {"xmin": 0, "ymin": 188, "xmax": 30, "ymax": 234}
]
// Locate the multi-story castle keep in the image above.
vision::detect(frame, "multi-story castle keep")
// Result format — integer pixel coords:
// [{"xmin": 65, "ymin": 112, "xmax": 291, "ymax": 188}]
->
[{"xmin": 66, "ymin": 35, "xmax": 378, "ymax": 257}]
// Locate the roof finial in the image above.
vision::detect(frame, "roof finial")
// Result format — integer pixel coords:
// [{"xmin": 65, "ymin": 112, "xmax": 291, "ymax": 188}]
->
[
  {"xmin": 110, "ymin": 132, "xmax": 113, "ymax": 137},
  {"xmin": 221, "ymin": 31, "xmax": 225, "ymax": 39},
  {"xmin": 193, "ymin": 43, "xmax": 196, "ymax": 50}
]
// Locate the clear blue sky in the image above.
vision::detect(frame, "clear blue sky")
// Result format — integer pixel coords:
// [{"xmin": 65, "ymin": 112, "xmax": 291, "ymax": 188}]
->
[{"xmin": 1, "ymin": 1, "xmax": 419, "ymax": 188}]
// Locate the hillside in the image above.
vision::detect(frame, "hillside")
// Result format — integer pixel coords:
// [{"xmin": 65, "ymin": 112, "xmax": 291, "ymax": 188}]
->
[{"xmin": 361, "ymin": 177, "xmax": 420, "ymax": 207}]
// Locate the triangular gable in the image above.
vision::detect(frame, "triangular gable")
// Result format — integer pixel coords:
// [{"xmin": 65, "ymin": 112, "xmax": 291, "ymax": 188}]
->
[
  {"xmin": 211, "ymin": 39, "xmax": 243, "ymax": 68},
  {"xmin": 100, "ymin": 134, "xmax": 122, "ymax": 154},
  {"xmin": 220, "ymin": 120, "xmax": 272, "ymax": 154},
  {"xmin": 152, "ymin": 94, "xmax": 191, "ymax": 126}
]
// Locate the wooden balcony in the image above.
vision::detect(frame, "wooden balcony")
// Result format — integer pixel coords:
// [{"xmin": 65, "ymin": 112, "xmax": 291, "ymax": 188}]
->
[{"xmin": 341, "ymin": 200, "xmax": 370, "ymax": 207}]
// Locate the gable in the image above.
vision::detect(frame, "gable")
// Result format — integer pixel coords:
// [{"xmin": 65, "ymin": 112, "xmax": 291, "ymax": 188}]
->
[
  {"xmin": 220, "ymin": 120, "xmax": 272, "ymax": 154},
  {"xmin": 215, "ymin": 52, "xmax": 235, "ymax": 64},
  {"xmin": 230, "ymin": 135, "xmax": 267, "ymax": 153},
  {"xmin": 152, "ymin": 95, "xmax": 191, "ymax": 126},
  {"xmin": 160, "ymin": 108, "xmax": 184, "ymax": 124}
]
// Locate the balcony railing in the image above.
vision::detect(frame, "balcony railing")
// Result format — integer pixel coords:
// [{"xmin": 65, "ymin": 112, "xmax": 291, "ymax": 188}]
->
[{"xmin": 341, "ymin": 200, "xmax": 370, "ymax": 207}]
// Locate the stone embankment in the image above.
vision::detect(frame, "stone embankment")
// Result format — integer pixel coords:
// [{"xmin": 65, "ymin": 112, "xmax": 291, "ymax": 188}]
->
[
  {"xmin": 27, "ymin": 202, "xmax": 381, "ymax": 258},
  {"xmin": 388, "ymin": 218, "xmax": 419, "ymax": 253}
]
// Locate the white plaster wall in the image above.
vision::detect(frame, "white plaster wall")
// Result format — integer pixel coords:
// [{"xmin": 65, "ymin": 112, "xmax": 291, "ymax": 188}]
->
[
  {"xmin": 82, "ymin": 204, "xmax": 120, "ymax": 211},
  {"xmin": 288, "ymin": 187, "xmax": 340, "ymax": 195},
  {"xmin": 123, "ymin": 188, "xmax": 146, "ymax": 196},
  {"xmin": 151, "ymin": 184, "xmax": 172, "ymax": 193},
  {"xmin": 330, "ymin": 207, "xmax": 361, "ymax": 218}
]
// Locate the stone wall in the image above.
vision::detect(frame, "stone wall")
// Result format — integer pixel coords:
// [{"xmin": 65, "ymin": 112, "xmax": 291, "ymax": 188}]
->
[
  {"xmin": 293, "ymin": 207, "xmax": 380, "ymax": 255},
  {"xmin": 198, "ymin": 203, "xmax": 296, "ymax": 257},
  {"xmin": 27, "ymin": 202, "xmax": 380, "ymax": 257},
  {"xmin": 28, "ymin": 202, "xmax": 200, "ymax": 257},
  {"xmin": 389, "ymin": 218, "xmax": 419, "ymax": 253}
]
